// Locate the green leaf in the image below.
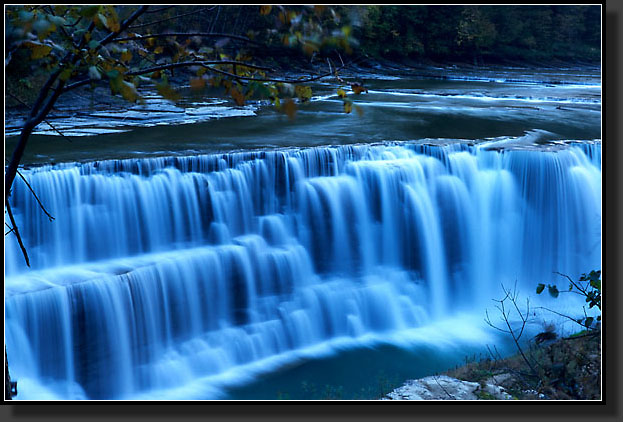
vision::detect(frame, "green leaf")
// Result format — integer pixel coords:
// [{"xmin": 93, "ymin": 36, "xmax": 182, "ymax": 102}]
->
[
  {"xmin": 584, "ymin": 317, "xmax": 594, "ymax": 327},
  {"xmin": 107, "ymin": 69, "xmax": 124, "ymax": 94},
  {"xmin": 88, "ymin": 66, "xmax": 101, "ymax": 80},
  {"xmin": 33, "ymin": 18, "xmax": 56, "ymax": 41},
  {"xmin": 18, "ymin": 10, "xmax": 35, "ymax": 23},
  {"xmin": 95, "ymin": 13, "xmax": 108, "ymax": 29},
  {"xmin": 548, "ymin": 285, "xmax": 559, "ymax": 298},
  {"xmin": 48, "ymin": 16, "xmax": 66, "ymax": 27},
  {"xmin": 79, "ymin": 6, "xmax": 100, "ymax": 19},
  {"xmin": 59, "ymin": 67, "xmax": 73, "ymax": 82},
  {"xmin": 88, "ymin": 40, "xmax": 100, "ymax": 50},
  {"xmin": 536, "ymin": 283, "xmax": 545, "ymax": 294}
]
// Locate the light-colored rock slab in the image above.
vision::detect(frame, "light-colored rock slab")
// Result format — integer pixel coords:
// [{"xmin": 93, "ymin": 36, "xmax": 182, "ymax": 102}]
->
[{"xmin": 383, "ymin": 375, "xmax": 513, "ymax": 400}]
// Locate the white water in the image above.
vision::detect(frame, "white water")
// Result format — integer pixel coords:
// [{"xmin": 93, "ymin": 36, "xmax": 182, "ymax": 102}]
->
[{"xmin": 4, "ymin": 140, "xmax": 601, "ymax": 400}]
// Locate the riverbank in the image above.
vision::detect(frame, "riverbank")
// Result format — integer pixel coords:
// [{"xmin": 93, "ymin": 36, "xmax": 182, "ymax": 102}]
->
[{"xmin": 384, "ymin": 329, "xmax": 601, "ymax": 400}]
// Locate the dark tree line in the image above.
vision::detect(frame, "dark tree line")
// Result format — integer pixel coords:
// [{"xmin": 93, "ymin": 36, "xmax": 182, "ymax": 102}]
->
[{"xmin": 356, "ymin": 5, "xmax": 600, "ymax": 65}]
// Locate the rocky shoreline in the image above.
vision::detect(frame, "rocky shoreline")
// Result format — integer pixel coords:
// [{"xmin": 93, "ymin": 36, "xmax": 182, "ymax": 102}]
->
[{"xmin": 382, "ymin": 330, "xmax": 601, "ymax": 401}]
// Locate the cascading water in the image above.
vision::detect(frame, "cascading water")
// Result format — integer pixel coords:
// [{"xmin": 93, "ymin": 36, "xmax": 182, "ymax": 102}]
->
[{"xmin": 4, "ymin": 140, "xmax": 601, "ymax": 400}]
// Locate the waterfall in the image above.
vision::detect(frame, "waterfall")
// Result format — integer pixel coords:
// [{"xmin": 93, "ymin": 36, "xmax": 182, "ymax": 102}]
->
[{"xmin": 4, "ymin": 141, "xmax": 601, "ymax": 399}]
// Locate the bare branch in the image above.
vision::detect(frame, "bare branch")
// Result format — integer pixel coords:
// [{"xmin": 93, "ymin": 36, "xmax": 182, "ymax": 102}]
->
[
  {"xmin": 6, "ymin": 92, "xmax": 74, "ymax": 143},
  {"xmin": 143, "ymin": 6, "xmax": 176, "ymax": 14},
  {"xmin": 16, "ymin": 170, "xmax": 55, "ymax": 221},
  {"xmin": 5, "ymin": 202, "xmax": 30, "ymax": 267},
  {"xmin": 125, "ymin": 60, "xmax": 274, "ymax": 76},
  {"xmin": 129, "ymin": 7, "xmax": 215, "ymax": 29},
  {"xmin": 114, "ymin": 31, "xmax": 260, "ymax": 45}
]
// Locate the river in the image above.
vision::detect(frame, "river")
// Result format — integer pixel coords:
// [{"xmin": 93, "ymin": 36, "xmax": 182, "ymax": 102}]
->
[{"xmin": 4, "ymin": 65, "xmax": 601, "ymax": 400}]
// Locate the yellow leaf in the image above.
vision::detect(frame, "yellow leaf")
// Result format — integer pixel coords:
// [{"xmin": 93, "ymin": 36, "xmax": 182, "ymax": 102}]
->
[
  {"xmin": 283, "ymin": 99, "xmax": 297, "ymax": 120},
  {"xmin": 351, "ymin": 83, "xmax": 368, "ymax": 95},
  {"xmin": 120, "ymin": 49, "xmax": 132, "ymax": 63},
  {"xmin": 190, "ymin": 77, "xmax": 206, "ymax": 90},
  {"xmin": 230, "ymin": 87, "xmax": 245, "ymax": 106},
  {"xmin": 295, "ymin": 85, "xmax": 312, "ymax": 102},
  {"xmin": 120, "ymin": 81, "xmax": 139, "ymax": 102},
  {"xmin": 337, "ymin": 88, "xmax": 347, "ymax": 98},
  {"xmin": 24, "ymin": 41, "xmax": 52, "ymax": 59},
  {"xmin": 154, "ymin": 46, "xmax": 164, "ymax": 54},
  {"xmin": 302, "ymin": 42, "xmax": 318, "ymax": 56},
  {"xmin": 156, "ymin": 82, "xmax": 181, "ymax": 102},
  {"xmin": 314, "ymin": 5, "xmax": 326, "ymax": 15},
  {"xmin": 259, "ymin": 5, "xmax": 272, "ymax": 15},
  {"xmin": 343, "ymin": 101, "xmax": 352, "ymax": 114}
]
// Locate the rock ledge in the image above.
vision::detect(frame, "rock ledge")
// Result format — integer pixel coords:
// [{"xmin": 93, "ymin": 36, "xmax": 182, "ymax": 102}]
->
[{"xmin": 383, "ymin": 375, "xmax": 513, "ymax": 400}]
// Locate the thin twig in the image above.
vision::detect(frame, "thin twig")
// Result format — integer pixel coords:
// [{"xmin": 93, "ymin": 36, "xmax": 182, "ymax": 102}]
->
[
  {"xmin": 432, "ymin": 375, "xmax": 455, "ymax": 400},
  {"xmin": 5, "ymin": 202, "xmax": 30, "ymax": 267},
  {"xmin": 16, "ymin": 170, "xmax": 55, "ymax": 221},
  {"xmin": 6, "ymin": 91, "xmax": 74, "ymax": 143},
  {"xmin": 114, "ymin": 31, "xmax": 260, "ymax": 45},
  {"xmin": 129, "ymin": 7, "xmax": 214, "ymax": 29}
]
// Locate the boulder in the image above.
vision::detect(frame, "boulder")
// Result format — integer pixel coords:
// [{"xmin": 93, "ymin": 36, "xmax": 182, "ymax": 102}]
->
[{"xmin": 383, "ymin": 375, "xmax": 513, "ymax": 400}]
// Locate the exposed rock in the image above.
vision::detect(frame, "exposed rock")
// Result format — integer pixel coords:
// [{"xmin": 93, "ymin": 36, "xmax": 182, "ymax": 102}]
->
[{"xmin": 382, "ymin": 375, "xmax": 513, "ymax": 400}]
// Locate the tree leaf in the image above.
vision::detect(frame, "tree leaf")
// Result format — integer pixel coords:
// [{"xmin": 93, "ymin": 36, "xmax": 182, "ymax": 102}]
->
[
  {"xmin": 283, "ymin": 99, "xmax": 297, "ymax": 119},
  {"xmin": 95, "ymin": 13, "xmax": 108, "ymax": 29},
  {"xmin": 119, "ymin": 80, "xmax": 139, "ymax": 102},
  {"xmin": 536, "ymin": 283, "xmax": 545, "ymax": 294},
  {"xmin": 34, "ymin": 18, "xmax": 56, "ymax": 41},
  {"xmin": 351, "ymin": 83, "xmax": 368, "ymax": 94},
  {"xmin": 88, "ymin": 66, "xmax": 101, "ymax": 80},
  {"xmin": 120, "ymin": 49, "xmax": 132, "ymax": 63},
  {"xmin": 259, "ymin": 5, "xmax": 272, "ymax": 16},
  {"xmin": 190, "ymin": 77, "xmax": 206, "ymax": 90},
  {"xmin": 156, "ymin": 81, "xmax": 181, "ymax": 102},
  {"xmin": 24, "ymin": 41, "xmax": 53, "ymax": 59},
  {"xmin": 59, "ymin": 68, "xmax": 73, "ymax": 82},
  {"xmin": 337, "ymin": 88, "xmax": 347, "ymax": 98},
  {"xmin": 343, "ymin": 101, "xmax": 352, "ymax": 114},
  {"xmin": 79, "ymin": 5, "xmax": 100, "ymax": 19},
  {"xmin": 295, "ymin": 85, "xmax": 312, "ymax": 102},
  {"xmin": 230, "ymin": 87, "xmax": 245, "ymax": 106},
  {"xmin": 548, "ymin": 285, "xmax": 559, "ymax": 298}
]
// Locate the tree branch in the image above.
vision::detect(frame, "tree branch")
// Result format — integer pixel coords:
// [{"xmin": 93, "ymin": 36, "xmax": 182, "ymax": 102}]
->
[
  {"xmin": 129, "ymin": 7, "xmax": 215, "ymax": 29},
  {"xmin": 125, "ymin": 60, "xmax": 274, "ymax": 76},
  {"xmin": 5, "ymin": 201, "xmax": 30, "ymax": 267},
  {"xmin": 16, "ymin": 170, "xmax": 55, "ymax": 221},
  {"xmin": 113, "ymin": 32, "xmax": 261, "ymax": 45}
]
